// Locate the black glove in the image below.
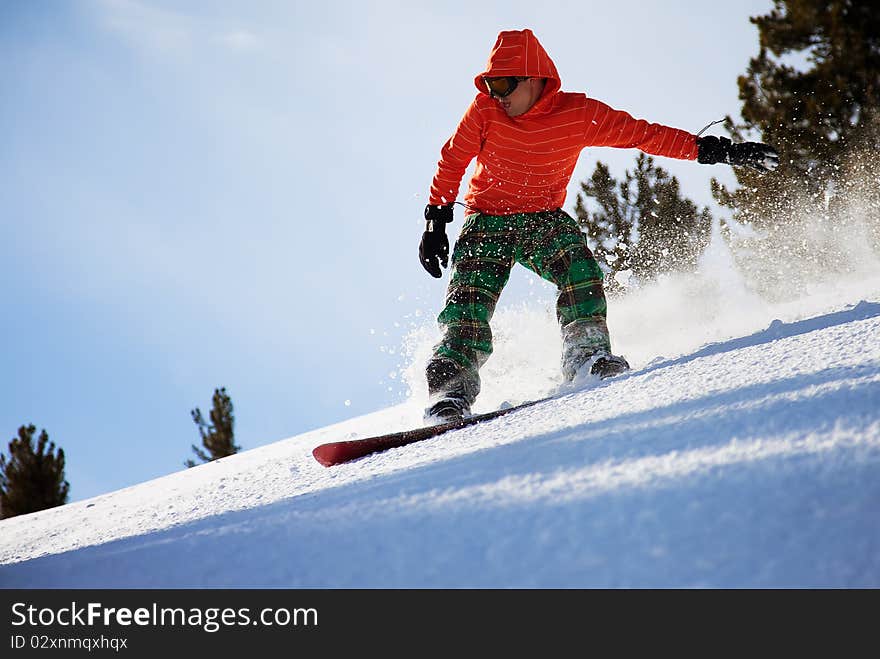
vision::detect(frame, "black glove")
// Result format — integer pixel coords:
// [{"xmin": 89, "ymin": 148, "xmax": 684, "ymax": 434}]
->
[
  {"xmin": 419, "ymin": 204, "xmax": 453, "ymax": 278},
  {"xmin": 697, "ymin": 135, "xmax": 779, "ymax": 172}
]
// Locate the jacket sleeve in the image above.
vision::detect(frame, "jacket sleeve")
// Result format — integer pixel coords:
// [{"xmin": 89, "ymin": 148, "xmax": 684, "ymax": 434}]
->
[
  {"xmin": 583, "ymin": 98, "xmax": 698, "ymax": 160},
  {"xmin": 429, "ymin": 99, "xmax": 485, "ymax": 205}
]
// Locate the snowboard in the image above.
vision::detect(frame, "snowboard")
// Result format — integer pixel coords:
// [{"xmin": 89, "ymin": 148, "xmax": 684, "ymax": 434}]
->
[{"xmin": 312, "ymin": 397, "xmax": 546, "ymax": 467}]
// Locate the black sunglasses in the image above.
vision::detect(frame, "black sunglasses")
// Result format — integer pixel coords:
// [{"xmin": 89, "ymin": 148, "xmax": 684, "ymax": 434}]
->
[{"xmin": 483, "ymin": 76, "xmax": 529, "ymax": 98}]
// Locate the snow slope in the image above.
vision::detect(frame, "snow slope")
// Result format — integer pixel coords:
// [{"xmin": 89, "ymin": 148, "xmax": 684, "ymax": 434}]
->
[
  {"xmin": 1, "ymin": 299, "xmax": 879, "ymax": 587},
  {"xmin": 2, "ymin": 222, "xmax": 880, "ymax": 587}
]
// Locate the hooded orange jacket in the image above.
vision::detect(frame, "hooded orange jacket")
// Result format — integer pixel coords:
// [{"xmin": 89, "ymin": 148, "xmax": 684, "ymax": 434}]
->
[{"xmin": 429, "ymin": 29, "xmax": 699, "ymax": 215}]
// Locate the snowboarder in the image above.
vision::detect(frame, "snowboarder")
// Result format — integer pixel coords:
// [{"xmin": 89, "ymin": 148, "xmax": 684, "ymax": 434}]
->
[{"xmin": 419, "ymin": 28, "xmax": 778, "ymax": 422}]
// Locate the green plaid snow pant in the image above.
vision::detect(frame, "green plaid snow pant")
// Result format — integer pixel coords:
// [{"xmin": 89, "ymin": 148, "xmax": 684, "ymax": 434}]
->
[{"xmin": 427, "ymin": 209, "xmax": 611, "ymax": 404}]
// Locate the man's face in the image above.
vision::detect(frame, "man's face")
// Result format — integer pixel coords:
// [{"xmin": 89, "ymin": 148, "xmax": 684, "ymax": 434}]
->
[{"xmin": 497, "ymin": 78, "xmax": 544, "ymax": 117}]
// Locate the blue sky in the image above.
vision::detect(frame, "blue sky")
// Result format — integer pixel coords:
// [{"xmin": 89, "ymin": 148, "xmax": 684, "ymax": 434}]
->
[{"xmin": 1, "ymin": 0, "xmax": 772, "ymax": 501}]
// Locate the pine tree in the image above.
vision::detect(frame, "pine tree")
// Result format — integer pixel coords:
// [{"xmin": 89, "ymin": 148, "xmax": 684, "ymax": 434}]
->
[
  {"xmin": 0, "ymin": 425, "xmax": 70, "ymax": 519},
  {"xmin": 574, "ymin": 153, "xmax": 713, "ymax": 292},
  {"xmin": 712, "ymin": 0, "xmax": 880, "ymax": 296},
  {"xmin": 185, "ymin": 387, "xmax": 240, "ymax": 468},
  {"xmin": 574, "ymin": 161, "xmax": 633, "ymax": 285}
]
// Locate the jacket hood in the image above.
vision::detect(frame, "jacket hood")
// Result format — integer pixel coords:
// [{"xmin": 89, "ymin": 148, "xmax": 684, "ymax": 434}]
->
[{"xmin": 474, "ymin": 29, "xmax": 562, "ymax": 100}]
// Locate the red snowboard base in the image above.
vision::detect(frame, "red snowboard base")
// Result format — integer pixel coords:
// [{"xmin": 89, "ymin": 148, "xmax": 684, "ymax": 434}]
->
[{"xmin": 312, "ymin": 398, "xmax": 544, "ymax": 467}]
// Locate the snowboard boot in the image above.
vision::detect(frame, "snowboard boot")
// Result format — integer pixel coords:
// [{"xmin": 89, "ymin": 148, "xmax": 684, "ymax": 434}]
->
[
  {"xmin": 424, "ymin": 396, "xmax": 471, "ymax": 425},
  {"xmin": 563, "ymin": 350, "xmax": 630, "ymax": 384},
  {"xmin": 424, "ymin": 357, "xmax": 478, "ymax": 425},
  {"xmin": 590, "ymin": 353, "xmax": 631, "ymax": 379}
]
